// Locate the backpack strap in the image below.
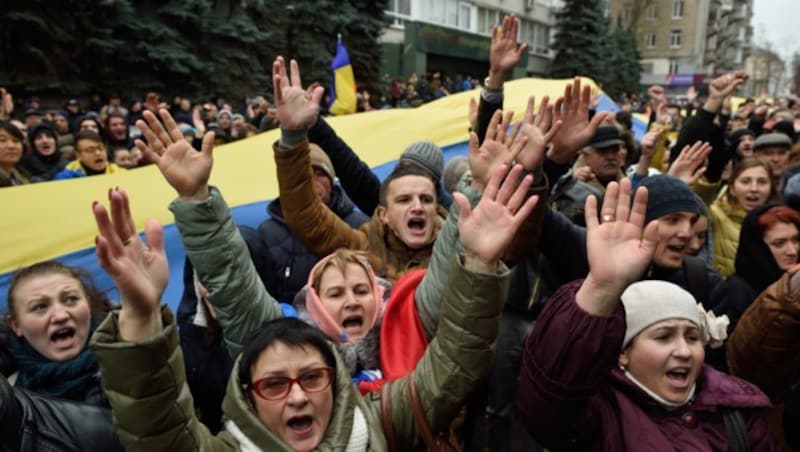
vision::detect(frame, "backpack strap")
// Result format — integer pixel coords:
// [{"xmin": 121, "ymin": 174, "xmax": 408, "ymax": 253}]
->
[
  {"xmin": 381, "ymin": 382, "xmax": 397, "ymax": 452},
  {"xmin": 682, "ymin": 256, "xmax": 708, "ymax": 307},
  {"xmin": 723, "ymin": 409, "xmax": 751, "ymax": 452},
  {"xmin": 408, "ymin": 373, "xmax": 438, "ymax": 448}
]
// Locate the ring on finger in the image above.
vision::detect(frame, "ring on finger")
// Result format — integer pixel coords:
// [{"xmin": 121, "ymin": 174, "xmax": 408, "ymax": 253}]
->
[
  {"xmin": 602, "ymin": 214, "xmax": 615, "ymax": 223},
  {"xmin": 123, "ymin": 237, "xmax": 134, "ymax": 246}
]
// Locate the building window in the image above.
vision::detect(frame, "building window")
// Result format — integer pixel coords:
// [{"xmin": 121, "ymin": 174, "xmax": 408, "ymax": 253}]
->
[
  {"xmin": 646, "ymin": 4, "xmax": 657, "ymax": 19},
  {"xmin": 419, "ymin": 0, "xmax": 474, "ymax": 31},
  {"xmin": 534, "ymin": 22, "xmax": 550, "ymax": 55},
  {"xmin": 669, "ymin": 59, "xmax": 679, "ymax": 74},
  {"xmin": 622, "ymin": 5, "xmax": 632, "ymax": 23},
  {"xmin": 477, "ymin": 7, "xmax": 501, "ymax": 35},
  {"xmin": 386, "ymin": 0, "xmax": 411, "ymax": 26},
  {"xmin": 645, "ymin": 33, "xmax": 656, "ymax": 48},
  {"xmin": 520, "ymin": 19, "xmax": 550, "ymax": 56},
  {"xmin": 670, "ymin": 30, "xmax": 682, "ymax": 48},
  {"xmin": 672, "ymin": 0, "xmax": 684, "ymax": 19},
  {"xmin": 458, "ymin": 3, "xmax": 472, "ymax": 29}
]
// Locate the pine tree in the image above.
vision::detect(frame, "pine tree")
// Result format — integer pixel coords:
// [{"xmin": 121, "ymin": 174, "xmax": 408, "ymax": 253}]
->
[
  {"xmin": 0, "ymin": 1, "xmax": 387, "ymax": 102},
  {"xmin": 605, "ymin": 26, "xmax": 641, "ymax": 99},
  {"xmin": 550, "ymin": 0, "xmax": 609, "ymax": 85},
  {"xmin": 344, "ymin": 0, "xmax": 390, "ymax": 94}
]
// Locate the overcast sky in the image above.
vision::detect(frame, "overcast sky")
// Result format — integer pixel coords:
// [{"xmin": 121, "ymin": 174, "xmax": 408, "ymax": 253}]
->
[{"xmin": 752, "ymin": 0, "xmax": 799, "ymax": 61}]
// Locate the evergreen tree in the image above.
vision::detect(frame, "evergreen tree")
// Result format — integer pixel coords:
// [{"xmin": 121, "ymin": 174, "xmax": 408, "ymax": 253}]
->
[
  {"xmin": 550, "ymin": 0, "xmax": 609, "ymax": 85},
  {"xmin": 605, "ymin": 26, "xmax": 641, "ymax": 99},
  {"xmin": 0, "ymin": 1, "xmax": 387, "ymax": 103},
  {"xmin": 344, "ymin": 0, "xmax": 390, "ymax": 95}
]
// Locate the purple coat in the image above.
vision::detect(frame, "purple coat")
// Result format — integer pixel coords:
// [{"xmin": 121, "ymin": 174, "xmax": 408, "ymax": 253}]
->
[{"xmin": 517, "ymin": 280, "xmax": 779, "ymax": 451}]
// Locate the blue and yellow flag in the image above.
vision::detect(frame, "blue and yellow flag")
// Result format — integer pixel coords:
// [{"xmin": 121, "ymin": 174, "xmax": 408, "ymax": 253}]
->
[
  {"xmin": 0, "ymin": 77, "xmax": 645, "ymax": 314},
  {"xmin": 328, "ymin": 35, "xmax": 357, "ymax": 116}
]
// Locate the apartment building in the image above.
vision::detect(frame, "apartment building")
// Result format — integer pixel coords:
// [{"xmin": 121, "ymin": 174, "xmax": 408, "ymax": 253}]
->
[
  {"xmin": 381, "ymin": 0, "xmax": 562, "ymax": 80},
  {"xmin": 608, "ymin": 0, "xmax": 752, "ymax": 90}
]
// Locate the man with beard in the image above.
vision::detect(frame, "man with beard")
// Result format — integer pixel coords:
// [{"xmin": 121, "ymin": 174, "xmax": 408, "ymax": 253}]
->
[{"xmin": 550, "ymin": 126, "xmax": 625, "ymax": 226}]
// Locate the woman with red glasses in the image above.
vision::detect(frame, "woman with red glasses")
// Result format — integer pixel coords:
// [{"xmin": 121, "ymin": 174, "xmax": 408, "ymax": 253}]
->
[{"xmin": 87, "ymin": 145, "xmax": 535, "ymax": 450}]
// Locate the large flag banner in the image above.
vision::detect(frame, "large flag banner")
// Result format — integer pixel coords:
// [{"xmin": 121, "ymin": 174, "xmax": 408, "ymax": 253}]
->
[
  {"xmin": 328, "ymin": 35, "xmax": 357, "ymax": 116},
  {"xmin": 0, "ymin": 77, "xmax": 643, "ymax": 314}
]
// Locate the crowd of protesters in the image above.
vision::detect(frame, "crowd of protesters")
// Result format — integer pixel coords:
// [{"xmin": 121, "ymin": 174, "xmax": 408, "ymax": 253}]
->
[
  {"xmin": 0, "ymin": 68, "xmax": 478, "ymax": 188},
  {"xmin": 6, "ymin": 12, "xmax": 800, "ymax": 452}
]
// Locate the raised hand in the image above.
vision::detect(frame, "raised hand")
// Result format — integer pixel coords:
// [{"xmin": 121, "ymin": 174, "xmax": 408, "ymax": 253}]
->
[
  {"xmin": 517, "ymin": 95, "xmax": 562, "ymax": 170},
  {"xmin": 635, "ymin": 129, "xmax": 662, "ymax": 176},
  {"xmin": 455, "ymin": 163, "xmax": 538, "ymax": 265},
  {"xmin": 705, "ymin": 70, "xmax": 748, "ymax": 113},
  {"xmin": 576, "ymin": 179, "xmax": 659, "ymax": 316},
  {"xmin": 93, "ymin": 188, "xmax": 168, "ymax": 340},
  {"xmin": 468, "ymin": 109, "xmax": 528, "ymax": 192},
  {"xmin": 548, "ymin": 77, "xmax": 609, "ymax": 164},
  {"xmin": 668, "ymin": 141, "xmax": 711, "ymax": 185},
  {"xmin": 647, "ymin": 85, "xmax": 665, "ymax": 108},
  {"xmin": 573, "ymin": 165, "xmax": 596, "ymax": 183},
  {"xmin": 0, "ymin": 88, "xmax": 12, "ymax": 120},
  {"xmin": 135, "ymin": 109, "xmax": 215, "ymax": 201},
  {"xmin": 272, "ymin": 56, "xmax": 324, "ymax": 131},
  {"xmin": 487, "ymin": 15, "xmax": 527, "ymax": 89},
  {"xmin": 468, "ymin": 97, "xmax": 478, "ymax": 131}
]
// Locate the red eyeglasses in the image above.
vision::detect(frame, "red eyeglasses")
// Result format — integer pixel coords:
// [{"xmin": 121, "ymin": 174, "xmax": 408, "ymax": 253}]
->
[{"xmin": 250, "ymin": 367, "xmax": 335, "ymax": 401}]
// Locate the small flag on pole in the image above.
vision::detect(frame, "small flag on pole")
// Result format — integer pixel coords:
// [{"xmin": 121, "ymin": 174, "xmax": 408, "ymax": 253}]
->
[{"xmin": 328, "ymin": 34, "xmax": 357, "ymax": 116}]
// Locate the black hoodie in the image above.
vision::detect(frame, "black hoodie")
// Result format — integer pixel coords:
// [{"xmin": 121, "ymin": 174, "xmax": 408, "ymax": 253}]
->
[
  {"xmin": 718, "ymin": 204, "xmax": 785, "ymax": 330},
  {"xmin": 19, "ymin": 123, "xmax": 67, "ymax": 181}
]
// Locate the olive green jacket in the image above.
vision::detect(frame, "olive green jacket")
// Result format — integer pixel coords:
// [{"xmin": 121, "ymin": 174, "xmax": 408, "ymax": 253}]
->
[{"xmin": 90, "ymin": 252, "xmax": 509, "ymax": 451}]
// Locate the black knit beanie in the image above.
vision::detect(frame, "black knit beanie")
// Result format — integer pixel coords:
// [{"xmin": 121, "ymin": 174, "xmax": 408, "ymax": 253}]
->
[{"xmin": 638, "ymin": 175, "xmax": 701, "ymax": 224}]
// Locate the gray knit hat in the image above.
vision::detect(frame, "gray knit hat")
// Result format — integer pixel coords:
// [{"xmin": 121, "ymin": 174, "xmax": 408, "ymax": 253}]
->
[
  {"xmin": 621, "ymin": 280, "xmax": 729, "ymax": 349},
  {"xmin": 638, "ymin": 175, "xmax": 701, "ymax": 224},
  {"xmin": 400, "ymin": 141, "xmax": 444, "ymax": 182},
  {"xmin": 442, "ymin": 156, "xmax": 470, "ymax": 193},
  {"xmin": 621, "ymin": 281, "xmax": 700, "ymax": 348}
]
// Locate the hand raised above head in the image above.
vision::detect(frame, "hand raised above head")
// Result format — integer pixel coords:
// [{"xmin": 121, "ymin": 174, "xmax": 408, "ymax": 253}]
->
[
  {"xmin": 93, "ymin": 188, "xmax": 167, "ymax": 340},
  {"xmin": 272, "ymin": 56, "xmax": 324, "ymax": 132},
  {"xmin": 548, "ymin": 77, "xmax": 609, "ymax": 164},
  {"xmin": 455, "ymin": 163, "xmax": 538, "ymax": 266},
  {"xmin": 468, "ymin": 109, "xmax": 527, "ymax": 192},
  {"xmin": 135, "ymin": 109, "xmax": 214, "ymax": 201},
  {"xmin": 709, "ymin": 70, "xmax": 748, "ymax": 99},
  {"xmin": 489, "ymin": 15, "xmax": 527, "ymax": 80},
  {"xmin": 575, "ymin": 179, "xmax": 659, "ymax": 315},
  {"xmin": 517, "ymin": 95, "xmax": 561, "ymax": 170},
  {"xmin": 668, "ymin": 141, "xmax": 711, "ymax": 185}
]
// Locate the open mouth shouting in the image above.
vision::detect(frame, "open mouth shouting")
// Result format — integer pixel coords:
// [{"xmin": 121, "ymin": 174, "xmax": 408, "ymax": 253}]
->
[
  {"xmin": 287, "ymin": 415, "xmax": 315, "ymax": 437},
  {"xmin": 665, "ymin": 366, "xmax": 692, "ymax": 391},
  {"xmin": 407, "ymin": 216, "xmax": 427, "ymax": 233},
  {"xmin": 341, "ymin": 314, "xmax": 364, "ymax": 336},
  {"xmin": 50, "ymin": 327, "xmax": 78, "ymax": 351}
]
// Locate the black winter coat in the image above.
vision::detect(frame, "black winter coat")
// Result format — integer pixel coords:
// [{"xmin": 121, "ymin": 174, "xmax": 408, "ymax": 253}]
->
[
  {"xmin": 0, "ymin": 374, "xmax": 123, "ymax": 451},
  {"xmin": 257, "ymin": 186, "xmax": 369, "ymax": 303}
]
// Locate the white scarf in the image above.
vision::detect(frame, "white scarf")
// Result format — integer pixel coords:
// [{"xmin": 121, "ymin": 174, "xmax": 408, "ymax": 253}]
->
[
  {"xmin": 225, "ymin": 405, "xmax": 369, "ymax": 451},
  {"xmin": 624, "ymin": 370, "xmax": 696, "ymax": 410}
]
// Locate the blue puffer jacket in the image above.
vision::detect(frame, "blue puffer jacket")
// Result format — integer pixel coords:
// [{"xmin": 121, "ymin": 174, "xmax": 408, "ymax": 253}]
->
[{"xmin": 258, "ymin": 184, "xmax": 369, "ymax": 303}]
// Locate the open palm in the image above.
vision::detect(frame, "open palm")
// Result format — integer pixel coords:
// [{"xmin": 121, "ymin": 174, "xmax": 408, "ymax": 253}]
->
[
  {"xmin": 135, "ymin": 109, "xmax": 214, "ymax": 200},
  {"xmin": 94, "ymin": 188, "xmax": 168, "ymax": 316},
  {"xmin": 549, "ymin": 77, "xmax": 608, "ymax": 164},
  {"xmin": 584, "ymin": 179, "xmax": 658, "ymax": 289},
  {"xmin": 273, "ymin": 56, "xmax": 324, "ymax": 131},
  {"xmin": 456, "ymin": 164, "xmax": 538, "ymax": 263},
  {"xmin": 517, "ymin": 95, "xmax": 561, "ymax": 170},
  {"xmin": 468, "ymin": 110, "xmax": 527, "ymax": 191}
]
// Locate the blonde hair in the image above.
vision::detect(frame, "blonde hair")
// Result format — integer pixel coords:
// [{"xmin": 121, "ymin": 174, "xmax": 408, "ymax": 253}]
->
[{"xmin": 312, "ymin": 249, "xmax": 374, "ymax": 294}]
